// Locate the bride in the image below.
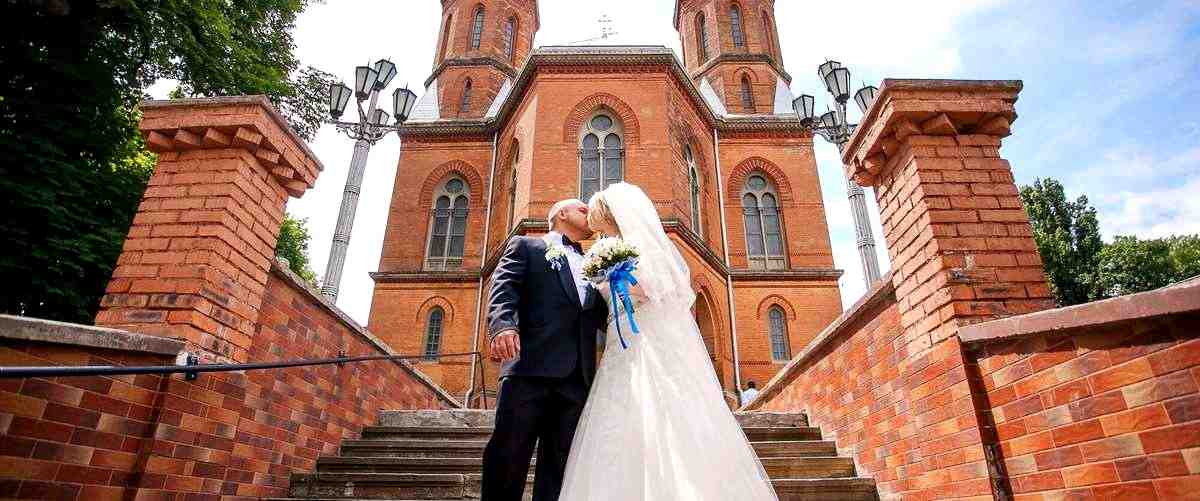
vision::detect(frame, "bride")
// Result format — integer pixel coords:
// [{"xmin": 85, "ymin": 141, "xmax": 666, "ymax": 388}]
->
[{"xmin": 559, "ymin": 182, "xmax": 778, "ymax": 500}]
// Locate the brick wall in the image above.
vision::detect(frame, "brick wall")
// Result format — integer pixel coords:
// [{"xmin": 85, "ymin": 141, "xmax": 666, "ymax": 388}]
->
[
  {"xmin": 963, "ymin": 282, "xmax": 1200, "ymax": 500},
  {"xmin": 750, "ymin": 80, "xmax": 1050, "ymax": 500},
  {"xmin": 0, "ymin": 267, "xmax": 454, "ymax": 500},
  {"xmin": 749, "ymin": 79, "xmax": 1200, "ymax": 500}
]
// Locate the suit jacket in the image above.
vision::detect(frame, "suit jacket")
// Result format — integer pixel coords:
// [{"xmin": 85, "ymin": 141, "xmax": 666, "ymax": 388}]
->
[{"xmin": 487, "ymin": 235, "xmax": 608, "ymax": 387}]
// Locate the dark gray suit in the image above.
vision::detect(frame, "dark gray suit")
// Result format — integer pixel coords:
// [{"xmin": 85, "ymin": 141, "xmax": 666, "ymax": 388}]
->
[{"xmin": 481, "ymin": 235, "xmax": 608, "ymax": 501}]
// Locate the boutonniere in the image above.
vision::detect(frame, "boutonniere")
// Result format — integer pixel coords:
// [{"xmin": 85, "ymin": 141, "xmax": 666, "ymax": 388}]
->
[{"xmin": 544, "ymin": 244, "xmax": 569, "ymax": 270}]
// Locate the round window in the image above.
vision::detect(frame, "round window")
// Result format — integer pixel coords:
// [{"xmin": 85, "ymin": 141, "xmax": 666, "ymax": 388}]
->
[
  {"xmin": 590, "ymin": 115, "xmax": 613, "ymax": 131},
  {"xmin": 748, "ymin": 175, "xmax": 767, "ymax": 190},
  {"xmin": 446, "ymin": 178, "xmax": 465, "ymax": 194}
]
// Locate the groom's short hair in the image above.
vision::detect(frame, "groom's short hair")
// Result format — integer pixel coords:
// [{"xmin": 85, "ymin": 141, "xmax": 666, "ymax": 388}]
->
[{"xmin": 547, "ymin": 198, "xmax": 583, "ymax": 231}]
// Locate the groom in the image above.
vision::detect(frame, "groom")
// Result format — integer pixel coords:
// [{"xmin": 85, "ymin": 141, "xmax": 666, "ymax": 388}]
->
[{"xmin": 481, "ymin": 198, "xmax": 608, "ymax": 501}]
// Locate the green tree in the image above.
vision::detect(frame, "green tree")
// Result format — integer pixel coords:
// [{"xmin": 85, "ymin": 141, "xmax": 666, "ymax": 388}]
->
[
  {"xmin": 1, "ymin": 0, "xmax": 331, "ymax": 323},
  {"xmin": 1019, "ymin": 178, "xmax": 1104, "ymax": 306},
  {"xmin": 275, "ymin": 214, "xmax": 319, "ymax": 287},
  {"xmin": 1094, "ymin": 235, "xmax": 1200, "ymax": 297}
]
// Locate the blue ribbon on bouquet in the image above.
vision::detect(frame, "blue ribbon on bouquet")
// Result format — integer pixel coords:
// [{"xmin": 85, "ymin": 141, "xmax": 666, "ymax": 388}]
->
[{"xmin": 607, "ymin": 258, "xmax": 641, "ymax": 349}]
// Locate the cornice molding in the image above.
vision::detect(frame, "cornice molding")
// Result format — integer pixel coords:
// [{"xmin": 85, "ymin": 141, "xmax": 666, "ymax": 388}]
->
[
  {"xmin": 730, "ymin": 269, "xmax": 843, "ymax": 282},
  {"xmin": 424, "ymin": 57, "xmax": 520, "ymax": 88},
  {"xmin": 370, "ymin": 271, "xmax": 482, "ymax": 284},
  {"xmin": 400, "ymin": 46, "xmax": 812, "ymax": 139},
  {"xmin": 693, "ymin": 52, "xmax": 793, "ymax": 84}
]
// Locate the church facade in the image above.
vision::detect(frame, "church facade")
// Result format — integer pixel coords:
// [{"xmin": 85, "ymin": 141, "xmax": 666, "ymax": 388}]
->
[{"xmin": 367, "ymin": 0, "xmax": 844, "ymax": 405}]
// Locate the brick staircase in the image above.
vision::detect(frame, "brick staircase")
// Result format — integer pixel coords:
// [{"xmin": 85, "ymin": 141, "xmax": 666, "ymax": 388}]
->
[{"xmin": 271, "ymin": 410, "xmax": 877, "ymax": 500}]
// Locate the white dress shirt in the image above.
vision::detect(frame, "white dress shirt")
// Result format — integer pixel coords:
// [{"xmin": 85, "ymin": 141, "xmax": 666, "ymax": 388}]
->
[{"xmin": 548, "ymin": 231, "xmax": 589, "ymax": 306}]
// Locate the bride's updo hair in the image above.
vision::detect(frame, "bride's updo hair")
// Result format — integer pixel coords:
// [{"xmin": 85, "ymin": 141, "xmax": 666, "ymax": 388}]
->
[{"xmin": 587, "ymin": 191, "xmax": 618, "ymax": 235}]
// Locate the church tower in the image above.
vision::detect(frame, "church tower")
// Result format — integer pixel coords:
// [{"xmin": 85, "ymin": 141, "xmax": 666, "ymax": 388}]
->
[
  {"xmin": 675, "ymin": 0, "xmax": 788, "ymax": 114},
  {"xmin": 431, "ymin": 0, "xmax": 538, "ymax": 118}
]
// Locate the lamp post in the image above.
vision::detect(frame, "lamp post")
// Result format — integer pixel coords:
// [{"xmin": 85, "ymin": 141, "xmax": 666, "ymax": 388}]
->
[
  {"xmin": 321, "ymin": 58, "xmax": 419, "ymax": 301},
  {"xmin": 792, "ymin": 61, "xmax": 883, "ymax": 288}
]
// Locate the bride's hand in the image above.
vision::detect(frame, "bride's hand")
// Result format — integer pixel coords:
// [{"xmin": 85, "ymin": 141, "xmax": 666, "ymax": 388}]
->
[{"xmin": 627, "ymin": 283, "xmax": 649, "ymax": 304}]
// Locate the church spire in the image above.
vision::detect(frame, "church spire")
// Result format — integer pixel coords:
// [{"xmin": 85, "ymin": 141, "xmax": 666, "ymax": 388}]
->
[
  {"xmin": 674, "ymin": 0, "xmax": 789, "ymax": 115},
  {"xmin": 431, "ymin": 0, "xmax": 539, "ymax": 118}
]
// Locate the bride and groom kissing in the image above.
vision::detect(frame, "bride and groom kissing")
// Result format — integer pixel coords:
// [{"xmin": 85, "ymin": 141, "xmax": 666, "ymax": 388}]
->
[{"xmin": 481, "ymin": 183, "xmax": 777, "ymax": 501}]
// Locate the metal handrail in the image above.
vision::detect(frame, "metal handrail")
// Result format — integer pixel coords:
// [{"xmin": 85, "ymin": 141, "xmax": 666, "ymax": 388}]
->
[{"xmin": 1, "ymin": 351, "xmax": 491, "ymax": 407}]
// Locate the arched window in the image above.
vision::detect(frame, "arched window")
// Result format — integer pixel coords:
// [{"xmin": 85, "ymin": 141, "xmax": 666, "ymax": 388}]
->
[
  {"xmin": 579, "ymin": 112, "xmax": 624, "ymax": 202},
  {"xmin": 762, "ymin": 13, "xmax": 774, "ymax": 56},
  {"xmin": 439, "ymin": 15, "xmax": 453, "ymax": 62},
  {"xmin": 768, "ymin": 306, "xmax": 790, "ymax": 361},
  {"xmin": 730, "ymin": 4, "xmax": 746, "ymax": 48},
  {"xmin": 742, "ymin": 174, "xmax": 785, "ymax": 269},
  {"xmin": 740, "ymin": 76, "xmax": 755, "ymax": 113},
  {"xmin": 426, "ymin": 177, "xmax": 470, "ymax": 270},
  {"xmin": 503, "ymin": 16, "xmax": 516, "ymax": 62},
  {"xmin": 470, "ymin": 6, "xmax": 485, "ymax": 49},
  {"xmin": 507, "ymin": 144, "xmax": 519, "ymax": 230},
  {"xmin": 695, "ymin": 13, "xmax": 709, "ymax": 63},
  {"xmin": 686, "ymin": 145, "xmax": 702, "ymax": 235},
  {"xmin": 459, "ymin": 79, "xmax": 472, "ymax": 114},
  {"xmin": 424, "ymin": 307, "xmax": 444, "ymax": 361}
]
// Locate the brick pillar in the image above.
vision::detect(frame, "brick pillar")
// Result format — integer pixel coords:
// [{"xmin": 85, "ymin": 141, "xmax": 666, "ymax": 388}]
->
[
  {"xmin": 840, "ymin": 80, "xmax": 1055, "ymax": 499},
  {"xmin": 96, "ymin": 96, "xmax": 321, "ymax": 362},
  {"xmin": 844, "ymin": 79, "xmax": 1053, "ymax": 352}
]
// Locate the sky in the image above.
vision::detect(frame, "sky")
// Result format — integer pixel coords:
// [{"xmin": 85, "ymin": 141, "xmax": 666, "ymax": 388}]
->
[{"xmin": 151, "ymin": 0, "xmax": 1200, "ymax": 325}]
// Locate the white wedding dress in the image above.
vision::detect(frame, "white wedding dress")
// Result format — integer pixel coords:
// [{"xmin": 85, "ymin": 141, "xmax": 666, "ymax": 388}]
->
[{"xmin": 559, "ymin": 183, "xmax": 778, "ymax": 500}]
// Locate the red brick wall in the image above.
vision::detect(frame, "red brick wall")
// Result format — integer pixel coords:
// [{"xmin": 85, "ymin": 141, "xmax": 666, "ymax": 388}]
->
[
  {"xmin": 972, "ymin": 317, "xmax": 1200, "ymax": 499},
  {"xmin": 754, "ymin": 283, "xmax": 997, "ymax": 499},
  {"xmin": 0, "ymin": 270, "xmax": 452, "ymax": 500},
  {"xmin": 0, "ymin": 340, "xmax": 173, "ymax": 500},
  {"xmin": 753, "ymin": 80, "xmax": 1200, "ymax": 500}
]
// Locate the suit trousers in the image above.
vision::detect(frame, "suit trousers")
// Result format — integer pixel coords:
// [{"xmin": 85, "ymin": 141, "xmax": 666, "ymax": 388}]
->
[{"xmin": 481, "ymin": 367, "xmax": 588, "ymax": 501}]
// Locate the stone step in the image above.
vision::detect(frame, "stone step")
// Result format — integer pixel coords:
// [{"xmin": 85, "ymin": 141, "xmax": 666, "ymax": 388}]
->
[
  {"xmin": 287, "ymin": 473, "xmax": 525, "ymax": 500},
  {"xmin": 741, "ymin": 426, "xmax": 823, "ymax": 442},
  {"xmin": 377, "ymin": 410, "xmax": 812, "ymax": 430},
  {"xmin": 288, "ymin": 472, "xmax": 877, "ymax": 500},
  {"xmin": 359, "ymin": 427, "xmax": 493, "ymax": 442},
  {"xmin": 338, "ymin": 439, "xmax": 837, "ymax": 459},
  {"xmin": 773, "ymin": 477, "xmax": 879, "ymax": 501},
  {"xmin": 358, "ymin": 426, "xmax": 822, "ymax": 443},
  {"xmin": 734, "ymin": 411, "xmax": 809, "ymax": 428},
  {"xmin": 314, "ymin": 455, "xmax": 855, "ymax": 479}
]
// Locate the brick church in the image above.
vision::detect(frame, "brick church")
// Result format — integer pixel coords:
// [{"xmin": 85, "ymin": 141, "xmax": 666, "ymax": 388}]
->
[{"xmin": 366, "ymin": 0, "xmax": 844, "ymax": 405}]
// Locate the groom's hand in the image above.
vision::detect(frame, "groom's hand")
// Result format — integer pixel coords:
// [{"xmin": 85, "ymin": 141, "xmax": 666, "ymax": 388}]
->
[{"xmin": 490, "ymin": 330, "xmax": 520, "ymax": 361}]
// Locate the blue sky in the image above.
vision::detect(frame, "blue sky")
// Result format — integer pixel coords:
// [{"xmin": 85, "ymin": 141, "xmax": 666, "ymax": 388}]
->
[{"xmin": 149, "ymin": 0, "xmax": 1198, "ymax": 324}]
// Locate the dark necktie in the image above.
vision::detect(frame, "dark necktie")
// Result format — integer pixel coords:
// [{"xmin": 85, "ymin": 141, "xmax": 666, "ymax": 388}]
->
[{"xmin": 561, "ymin": 236, "xmax": 583, "ymax": 255}]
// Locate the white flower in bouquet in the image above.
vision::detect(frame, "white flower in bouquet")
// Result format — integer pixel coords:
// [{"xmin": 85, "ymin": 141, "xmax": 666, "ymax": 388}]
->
[{"xmin": 582, "ymin": 237, "xmax": 640, "ymax": 284}]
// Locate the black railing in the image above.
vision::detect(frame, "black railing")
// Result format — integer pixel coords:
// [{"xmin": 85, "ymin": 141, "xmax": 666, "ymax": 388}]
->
[{"xmin": 0, "ymin": 350, "xmax": 490, "ymax": 409}]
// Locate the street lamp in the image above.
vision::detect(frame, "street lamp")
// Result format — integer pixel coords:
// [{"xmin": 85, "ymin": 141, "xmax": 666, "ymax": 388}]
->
[
  {"xmin": 321, "ymin": 58, "xmax": 419, "ymax": 301},
  {"xmin": 793, "ymin": 60, "xmax": 883, "ymax": 288}
]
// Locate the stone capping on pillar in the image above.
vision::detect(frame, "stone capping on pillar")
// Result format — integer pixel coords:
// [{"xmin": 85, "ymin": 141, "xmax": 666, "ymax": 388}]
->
[
  {"xmin": 139, "ymin": 95, "xmax": 324, "ymax": 197},
  {"xmin": 0, "ymin": 314, "xmax": 185, "ymax": 356},
  {"xmin": 841, "ymin": 79, "xmax": 1022, "ymax": 185},
  {"xmin": 959, "ymin": 276, "xmax": 1200, "ymax": 344}
]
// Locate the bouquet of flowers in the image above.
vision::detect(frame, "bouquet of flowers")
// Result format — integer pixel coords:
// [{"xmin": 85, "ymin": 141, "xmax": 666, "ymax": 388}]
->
[{"xmin": 582, "ymin": 237, "xmax": 641, "ymax": 349}]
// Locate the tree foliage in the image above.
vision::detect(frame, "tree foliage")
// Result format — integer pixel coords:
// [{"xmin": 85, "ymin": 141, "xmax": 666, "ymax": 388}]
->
[
  {"xmin": 1021, "ymin": 178, "xmax": 1200, "ymax": 305},
  {"xmin": 0, "ymin": 0, "xmax": 328, "ymax": 322},
  {"xmin": 276, "ymin": 214, "xmax": 319, "ymax": 287},
  {"xmin": 1093, "ymin": 235, "xmax": 1200, "ymax": 297},
  {"xmin": 1019, "ymin": 178, "xmax": 1104, "ymax": 306}
]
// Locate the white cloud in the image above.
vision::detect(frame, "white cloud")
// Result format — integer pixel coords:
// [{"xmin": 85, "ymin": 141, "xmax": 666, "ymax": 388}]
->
[{"xmin": 1081, "ymin": 146, "xmax": 1200, "ymax": 239}]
